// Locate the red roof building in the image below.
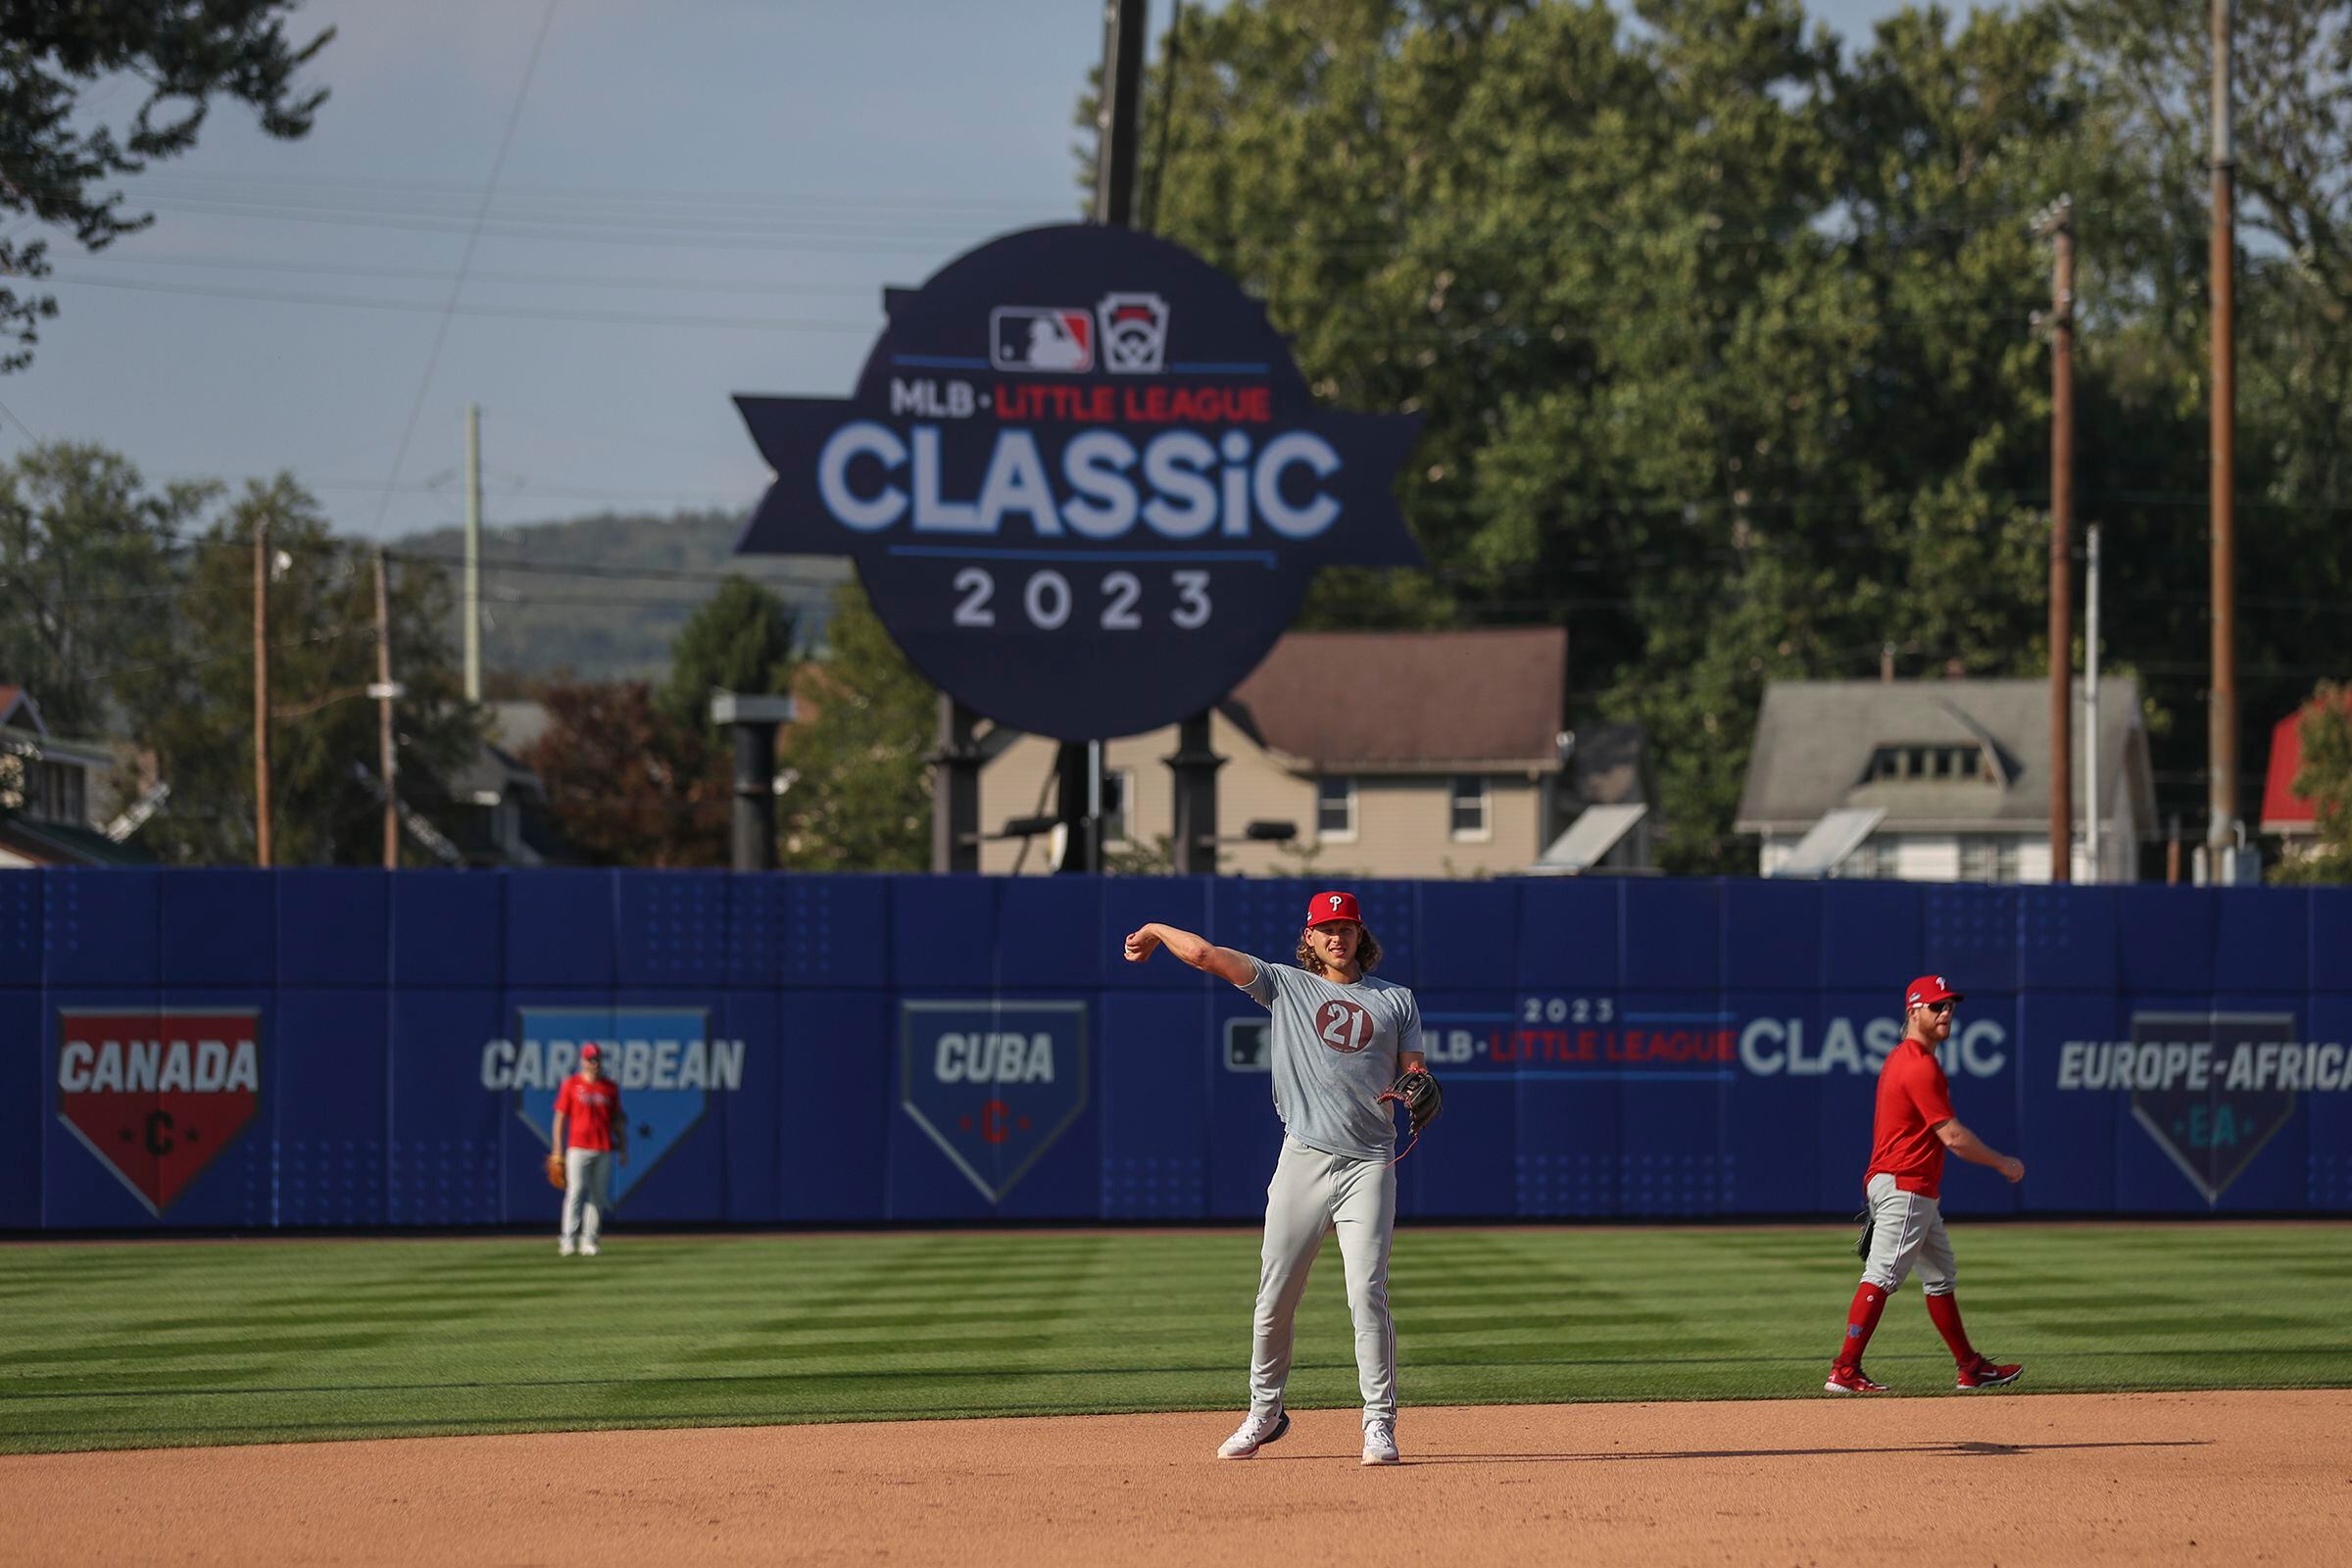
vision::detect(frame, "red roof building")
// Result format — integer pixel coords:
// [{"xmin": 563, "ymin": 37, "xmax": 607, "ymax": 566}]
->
[{"xmin": 2263, "ymin": 690, "xmax": 2352, "ymax": 837}]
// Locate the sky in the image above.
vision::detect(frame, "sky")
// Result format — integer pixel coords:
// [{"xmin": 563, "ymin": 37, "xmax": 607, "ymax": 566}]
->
[{"xmin": 11, "ymin": 0, "xmax": 1920, "ymax": 544}]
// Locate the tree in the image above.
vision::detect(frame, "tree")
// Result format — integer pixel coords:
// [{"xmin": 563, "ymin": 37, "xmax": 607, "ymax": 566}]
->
[
  {"xmin": 1096, "ymin": 0, "xmax": 2352, "ymax": 871},
  {"xmin": 0, "ymin": 3, "xmax": 333, "ymax": 370},
  {"xmin": 524, "ymin": 680, "xmax": 730, "ymax": 867},
  {"xmin": 111, "ymin": 475, "xmax": 479, "ymax": 865},
  {"xmin": 0, "ymin": 441, "xmax": 209, "ymax": 736},
  {"xmin": 776, "ymin": 581, "xmax": 934, "ymax": 871},
  {"xmin": 2272, "ymin": 683, "xmax": 2352, "ymax": 884},
  {"xmin": 660, "ymin": 574, "xmax": 796, "ymax": 728}
]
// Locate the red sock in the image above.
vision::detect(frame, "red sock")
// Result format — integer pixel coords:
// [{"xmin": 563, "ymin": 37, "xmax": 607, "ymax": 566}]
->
[
  {"xmin": 1925, "ymin": 1291, "xmax": 1977, "ymax": 1366},
  {"xmin": 1835, "ymin": 1283, "xmax": 1889, "ymax": 1368}
]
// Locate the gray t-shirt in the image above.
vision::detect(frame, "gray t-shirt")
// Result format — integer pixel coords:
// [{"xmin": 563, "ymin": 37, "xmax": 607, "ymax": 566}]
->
[{"xmin": 1242, "ymin": 956, "xmax": 1424, "ymax": 1161}]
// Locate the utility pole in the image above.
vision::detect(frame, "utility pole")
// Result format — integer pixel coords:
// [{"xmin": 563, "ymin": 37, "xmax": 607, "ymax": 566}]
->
[
  {"xmin": 2209, "ymin": 0, "xmax": 2239, "ymax": 871},
  {"xmin": 464, "ymin": 403, "xmax": 483, "ymax": 704},
  {"xmin": 373, "ymin": 549, "xmax": 399, "ymax": 869},
  {"xmin": 2036, "ymin": 196, "xmax": 2075, "ymax": 882},
  {"xmin": 253, "ymin": 514, "xmax": 272, "ymax": 867},
  {"xmin": 2085, "ymin": 522, "xmax": 2103, "ymax": 883},
  {"xmin": 1052, "ymin": 0, "xmax": 1151, "ymax": 876}
]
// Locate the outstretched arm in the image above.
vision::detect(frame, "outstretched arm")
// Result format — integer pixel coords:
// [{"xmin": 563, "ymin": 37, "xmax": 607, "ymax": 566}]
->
[
  {"xmin": 1936, "ymin": 1118, "xmax": 2025, "ymax": 1183},
  {"xmin": 1123, "ymin": 922, "xmax": 1256, "ymax": 988}
]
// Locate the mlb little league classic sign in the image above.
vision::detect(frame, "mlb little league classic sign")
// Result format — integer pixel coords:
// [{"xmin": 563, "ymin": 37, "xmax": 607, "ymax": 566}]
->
[{"xmin": 733, "ymin": 223, "xmax": 1423, "ymax": 741}]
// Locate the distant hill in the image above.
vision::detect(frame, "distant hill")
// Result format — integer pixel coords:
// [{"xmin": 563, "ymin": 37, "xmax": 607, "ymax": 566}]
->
[{"xmin": 393, "ymin": 509, "xmax": 849, "ymax": 684}]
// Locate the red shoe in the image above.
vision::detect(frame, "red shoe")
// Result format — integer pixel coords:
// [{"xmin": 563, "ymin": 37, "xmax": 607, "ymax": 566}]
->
[
  {"xmin": 1956, "ymin": 1357, "xmax": 2023, "ymax": 1391},
  {"xmin": 1824, "ymin": 1364, "xmax": 1890, "ymax": 1394}
]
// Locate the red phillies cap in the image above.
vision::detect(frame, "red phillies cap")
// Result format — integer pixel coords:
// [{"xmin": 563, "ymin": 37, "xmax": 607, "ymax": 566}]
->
[
  {"xmin": 579, "ymin": 1043, "xmax": 604, "ymax": 1061},
  {"xmin": 1904, "ymin": 975, "xmax": 1964, "ymax": 1008},
  {"xmin": 1306, "ymin": 890, "xmax": 1362, "ymax": 927}
]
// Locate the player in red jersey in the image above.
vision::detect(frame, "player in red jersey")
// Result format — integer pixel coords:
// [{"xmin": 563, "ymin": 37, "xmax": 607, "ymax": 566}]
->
[
  {"xmin": 1826, "ymin": 975, "xmax": 2026, "ymax": 1394},
  {"xmin": 553, "ymin": 1042, "xmax": 627, "ymax": 1257}
]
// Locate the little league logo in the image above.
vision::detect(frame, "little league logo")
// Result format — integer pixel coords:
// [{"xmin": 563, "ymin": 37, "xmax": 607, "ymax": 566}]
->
[
  {"xmin": 1095, "ymin": 291, "xmax": 1168, "ymax": 372},
  {"xmin": 53, "ymin": 1006, "xmax": 264, "ymax": 1215},
  {"xmin": 901, "ymin": 1000, "xmax": 1088, "ymax": 1203},
  {"xmin": 486, "ymin": 1005, "xmax": 744, "ymax": 1207}
]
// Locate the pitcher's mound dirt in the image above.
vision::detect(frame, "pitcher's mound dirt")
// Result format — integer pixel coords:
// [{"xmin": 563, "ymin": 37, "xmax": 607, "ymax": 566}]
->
[{"xmin": 5, "ymin": 1391, "xmax": 2347, "ymax": 1565}]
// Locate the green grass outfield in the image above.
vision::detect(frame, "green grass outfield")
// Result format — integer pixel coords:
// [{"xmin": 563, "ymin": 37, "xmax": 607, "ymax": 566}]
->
[{"xmin": 3, "ymin": 1222, "xmax": 2347, "ymax": 1455}]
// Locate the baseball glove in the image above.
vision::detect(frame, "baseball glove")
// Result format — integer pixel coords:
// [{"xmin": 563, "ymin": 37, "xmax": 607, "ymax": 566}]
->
[
  {"xmin": 1852, "ymin": 1203, "xmax": 1875, "ymax": 1259},
  {"xmin": 544, "ymin": 1151, "xmax": 566, "ymax": 1191},
  {"xmin": 1379, "ymin": 1067, "xmax": 1444, "ymax": 1136}
]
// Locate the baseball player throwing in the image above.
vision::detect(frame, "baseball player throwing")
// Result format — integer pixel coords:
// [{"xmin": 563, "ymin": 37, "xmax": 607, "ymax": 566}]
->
[
  {"xmin": 1827, "ymin": 975, "xmax": 2024, "ymax": 1394},
  {"xmin": 553, "ymin": 1042, "xmax": 627, "ymax": 1257},
  {"xmin": 1124, "ymin": 891, "xmax": 1439, "ymax": 1466}
]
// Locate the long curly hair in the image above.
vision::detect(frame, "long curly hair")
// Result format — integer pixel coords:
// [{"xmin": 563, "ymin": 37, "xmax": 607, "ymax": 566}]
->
[{"xmin": 1297, "ymin": 923, "xmax": 1382, "ymax": 978}]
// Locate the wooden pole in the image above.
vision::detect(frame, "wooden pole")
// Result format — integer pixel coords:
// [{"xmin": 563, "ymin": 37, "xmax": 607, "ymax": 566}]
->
[
  {"xmin": 2209, "ymin": 0, "xmax": 2239, "ymax": 864},
  {"xmin": 2037, "ymin": 197, "xmax": 2075, "ymax": 881}
]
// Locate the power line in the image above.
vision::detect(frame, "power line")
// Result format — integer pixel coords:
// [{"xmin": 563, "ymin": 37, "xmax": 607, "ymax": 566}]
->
[
  {"xmin": 368, "ymin": 0, "xmax": 563, "ymax": 537},
  {"xmin": 47, "ymin": 270, "xmax": 876, "ymax": 333},
  {"xmin": 70, "ymin": 250, "xmax": 887, "ymax": 297}
]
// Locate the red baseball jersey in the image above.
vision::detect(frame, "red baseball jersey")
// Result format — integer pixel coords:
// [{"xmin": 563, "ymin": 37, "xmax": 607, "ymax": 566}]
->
[
  {"xmin": 555, "ymin": 1072, "xmax": 624, "ymax": 1152},
  {"xmin": 1866, "ymin": 1037, "xmax": 1956, "ymax": 1199}
]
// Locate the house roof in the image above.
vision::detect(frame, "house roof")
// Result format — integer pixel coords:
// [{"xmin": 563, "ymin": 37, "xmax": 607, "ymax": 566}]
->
[
  {"xmin": 0, "ymin": 685, "xmax": 43, "ymax": 734},
  {"xmin": 1220, "ymin": 628, "xmax": 1567, "ymax": 769},
  {"xmin": 1735, "ymin": 677, "xmax": 2154, "ymax": 833},
  {"xmin": 0, "ymin": 816, "xmax": 154, "ymax": 867},
  {"xmin": 448, "ymin": 739, "xmax": 545, "ymax": 807},
  {"xmin": 2263, "ymin": 689, "xmax": 2351, "ymax": 833}
]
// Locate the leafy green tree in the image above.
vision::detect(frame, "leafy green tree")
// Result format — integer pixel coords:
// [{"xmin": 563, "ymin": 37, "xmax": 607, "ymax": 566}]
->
[
  {"xmin": 660, "ymin": 573, "xmax": 796, "ymax": 728},
  {"xmin": 1096, "ymin": 0, "xmax": 2352, "ymax": 870},
  {"xmin": 112, "ymin": 475, "xmax": 479, "ymax": 865},
  {"xmin": 0, "ymin": 3, "xmax": 333, "ymax": 370},
  {"xmin": 524, "ymin": 680, "xmax": 730, "ymax": 867},
  {"xmin": 2271, "ymin": 683, "xmax": 2352, "ymax": 884},
  {"xmin": 0, "ymin": 442, "xmax": 208, "ymax": 736},
  {"xmin": 776, "ymin": 581, "xmax": 934, "ymax": 871}
]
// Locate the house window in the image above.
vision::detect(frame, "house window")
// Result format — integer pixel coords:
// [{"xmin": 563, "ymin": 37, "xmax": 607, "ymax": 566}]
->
[
  {"xmin": 1101, "ymin": 768, "xmax": 1133, "ymax": 845},
  {"xmin": 1960, "ymin": 837, "xmax": 2023, "ymax": 883},
  {"xmin": 1448, "ymin": 775, "xmax": 1491, "ymax": 840},
  {"xmin": 30, "ymin": 760, "xmax": 83, "ymax": 825},
  {"xmin": 1839, "ymin": 837, "xmax": 1890, "ymax": 879},
  {"xmin": 1865, "ymin": 744, "xmax": 1988, "ymax": 783},
  {"xmin": 1316, "ymin": 776, "xmax": 1356, "ymax": 841}
]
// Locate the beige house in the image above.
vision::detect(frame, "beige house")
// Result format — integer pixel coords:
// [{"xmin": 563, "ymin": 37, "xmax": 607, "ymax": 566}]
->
[{"xmin": 976, "ymin": 628, "xmax": 1596, "ymax": 878}]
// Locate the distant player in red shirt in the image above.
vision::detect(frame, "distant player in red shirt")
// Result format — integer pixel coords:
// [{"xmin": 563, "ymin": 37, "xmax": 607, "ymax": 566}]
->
[
  {"xmin": 552, "ymin": 1042, "xmax": 627, "ymax": 1257},
  {"xmin": 1826, "ymin": 975, "xmax": 2025, "ymax": 1394}
]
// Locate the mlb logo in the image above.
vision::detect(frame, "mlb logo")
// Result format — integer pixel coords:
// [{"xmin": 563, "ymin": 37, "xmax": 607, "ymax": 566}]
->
[
  {"xmin": 991, "ymin": 307, "xmax": 1094, "ymax": 372},
  {"xmin": 1096, "ymin": 291, "xmax": 1170, "ymax": 373}
]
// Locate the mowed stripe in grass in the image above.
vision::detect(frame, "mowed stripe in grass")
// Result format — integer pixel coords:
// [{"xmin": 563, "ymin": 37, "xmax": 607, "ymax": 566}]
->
[{"xmin": 1, "ymin": 1223, "xmax": 2346, "ymax": 1454}]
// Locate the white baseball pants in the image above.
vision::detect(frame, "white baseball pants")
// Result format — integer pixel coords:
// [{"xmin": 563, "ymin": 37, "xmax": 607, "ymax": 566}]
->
[
  {"xmin": 1859, "ymin": 1171, "xmax": 1957, "ymax": 1295},
  {"xmin": 562, "ymin": 1149, "xmax": 613, "ymax": 1248},
  {"xmin": 1247, "ymin": 1135, "xmax": 1398, "ymax": 1428}
]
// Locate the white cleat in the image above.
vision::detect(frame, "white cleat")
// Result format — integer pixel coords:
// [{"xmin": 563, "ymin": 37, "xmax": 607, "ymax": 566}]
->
[
  {"xmin": 1361, "ymin": 1417, "xmax": 1399, "ymax": 1466},
  {"xmin": 1217, "ymin": 1410, "xmax": 1290, "ymax": 1459},
  {"xmin": 558, "ymin": 1242, "xmax": 576, "ymax": 1256},
  {"xmin": 580, "ymin": 1242, "xmax": 600, "ymax": 1257}
]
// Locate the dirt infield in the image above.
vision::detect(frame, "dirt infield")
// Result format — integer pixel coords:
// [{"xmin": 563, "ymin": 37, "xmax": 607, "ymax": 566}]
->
[{"xmin": 4, "ymin": 1391, "xmax": 2345, "ymax": 1565}]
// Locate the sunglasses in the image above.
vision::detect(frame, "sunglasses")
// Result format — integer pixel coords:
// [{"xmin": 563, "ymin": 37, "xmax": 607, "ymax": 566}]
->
[{"xmin": 1923, "ymin": 1001, "xmax": 1956, "ymax": 1015}]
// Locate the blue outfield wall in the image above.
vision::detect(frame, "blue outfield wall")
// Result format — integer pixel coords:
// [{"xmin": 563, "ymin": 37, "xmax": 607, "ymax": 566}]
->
[{"xmin": 4, "ymin": 868, "xmax": 2350, "ymax": 1231}]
